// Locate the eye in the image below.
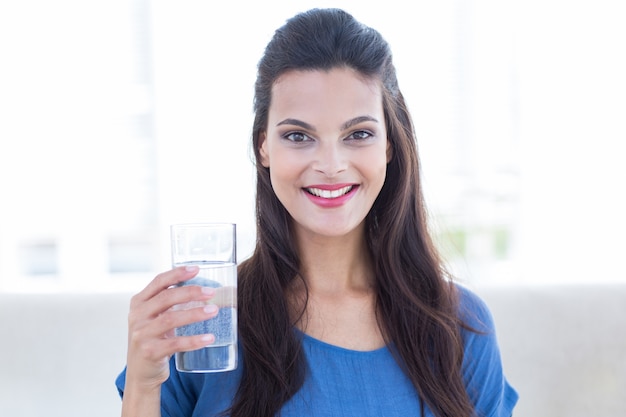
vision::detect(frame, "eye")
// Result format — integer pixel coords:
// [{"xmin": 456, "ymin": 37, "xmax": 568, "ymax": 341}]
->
[
  {"xmin": 284, "ymin": 131, "xmax": 311, "ymax": 143},
  {"xmin": 346, "ymin": 130, "xmax": 373, "ymax": 141}
]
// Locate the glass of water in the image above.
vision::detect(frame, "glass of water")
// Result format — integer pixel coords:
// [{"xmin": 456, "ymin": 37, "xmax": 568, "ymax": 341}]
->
[{"xmin": 170, "ymin": 223, "xmax": 237, "ymax": 373}]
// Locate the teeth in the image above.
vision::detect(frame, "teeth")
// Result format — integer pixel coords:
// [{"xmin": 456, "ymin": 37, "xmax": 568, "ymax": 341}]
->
[{"xmin": 307, "ymin": 185, "xmax": 353, "ymax": 199}]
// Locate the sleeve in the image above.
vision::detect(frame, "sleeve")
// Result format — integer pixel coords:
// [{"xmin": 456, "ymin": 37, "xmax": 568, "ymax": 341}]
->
[
  {"xmin": 115, "ymin": 358, "xmax": 199, "ymax": 417},
  {"xmin": 457, "ymin": 286, "xmax": 519, "ymax": 417}
]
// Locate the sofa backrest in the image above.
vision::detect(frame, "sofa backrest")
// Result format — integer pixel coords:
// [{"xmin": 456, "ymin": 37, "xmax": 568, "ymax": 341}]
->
[
  {"xmin": 476, "ymin": 284, "xmax": 626, "ymax": 417},
  {"xmin": 0, "ymin": 293, "xmax": 130, "ymax": 417},
  {"xmin": 1, "ymin": 285, "xmax": 625, "ymax": 417}
]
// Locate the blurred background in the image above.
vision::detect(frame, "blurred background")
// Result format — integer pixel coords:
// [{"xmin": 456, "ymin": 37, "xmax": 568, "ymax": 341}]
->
[{"xmin": 0, "ymin": 0, "xmax": 624, "ymax": 293}]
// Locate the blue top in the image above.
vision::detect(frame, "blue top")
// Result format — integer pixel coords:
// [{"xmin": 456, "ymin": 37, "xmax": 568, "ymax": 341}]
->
[{"xmin": 116, "ymin": 285, "xmax": 518, "ymax": 416}]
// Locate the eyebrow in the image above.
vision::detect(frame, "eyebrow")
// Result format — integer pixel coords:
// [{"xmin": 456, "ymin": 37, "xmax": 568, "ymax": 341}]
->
[{"xmin": 276, "ymin": 115, "xmax": 379, "ymax": 131}]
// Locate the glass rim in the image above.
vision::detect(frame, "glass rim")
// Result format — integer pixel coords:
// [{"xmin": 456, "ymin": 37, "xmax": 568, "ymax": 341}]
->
[{"xmin": 170, "ymin": 222, "xmax": 236, "ymax": 229}]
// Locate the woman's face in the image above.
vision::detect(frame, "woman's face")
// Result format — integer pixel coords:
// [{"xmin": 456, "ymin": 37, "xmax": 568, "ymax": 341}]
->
[{"xmin": 260, "ymin": 67, "xmax": 390, "ymax": 240}]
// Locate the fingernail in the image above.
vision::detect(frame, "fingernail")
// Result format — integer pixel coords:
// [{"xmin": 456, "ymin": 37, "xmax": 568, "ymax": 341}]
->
[
  {"xmin": 204, "ymin": 304, "xmax": 218, "ymax": 314},
  {"xmin": 201, "ymin": 286, "xmax": 215, "ymax": 296},
  {"xmin": 185, "ymin": 265, "xmax": 199, "ymax": 273}
]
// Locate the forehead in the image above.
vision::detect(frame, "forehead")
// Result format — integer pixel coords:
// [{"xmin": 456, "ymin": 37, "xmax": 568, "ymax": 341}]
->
[{"xmin": 269, "ymin": 68, "xmax": 384, "ymax": 123}]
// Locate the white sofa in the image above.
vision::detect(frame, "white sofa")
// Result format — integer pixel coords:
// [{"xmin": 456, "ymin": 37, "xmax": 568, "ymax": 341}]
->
[{"xmin": 1, "ymin": 284, "xmax": 624, "ymax": 417}]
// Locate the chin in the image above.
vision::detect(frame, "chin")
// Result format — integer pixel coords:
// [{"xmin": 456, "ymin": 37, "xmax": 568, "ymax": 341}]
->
[{"xmin": 297, "ymin": 221, "xmax": 364, "ymax": 240}]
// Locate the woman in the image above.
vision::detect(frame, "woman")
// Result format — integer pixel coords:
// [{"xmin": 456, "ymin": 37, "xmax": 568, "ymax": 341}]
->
[{"xmin": 117, "ymin": 8, "xmax": 518, "ymax": 417}]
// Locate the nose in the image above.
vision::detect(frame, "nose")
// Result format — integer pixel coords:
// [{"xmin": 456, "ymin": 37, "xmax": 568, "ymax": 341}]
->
[{"xmin": 312, "ymin": 141, "xmax": 347, "ymax": 177}]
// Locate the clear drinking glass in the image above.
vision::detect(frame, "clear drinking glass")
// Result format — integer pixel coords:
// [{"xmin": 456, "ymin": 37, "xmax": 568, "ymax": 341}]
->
[{"xmin": 170, "ymin": 223, "xmax": 237, "ymax": 372}]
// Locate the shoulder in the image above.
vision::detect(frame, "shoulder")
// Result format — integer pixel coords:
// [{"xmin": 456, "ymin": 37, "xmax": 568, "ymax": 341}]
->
[
  {"xmin": 453, "ymin": 283, "xmax": 520, "ymax": 415},
  {"xmin": 454, "ymin": 282, "xmax": 496, "ymax": 334},
  {"xmin": 453, "ymin": 283, "xmax": 503, "ymax": 376}
]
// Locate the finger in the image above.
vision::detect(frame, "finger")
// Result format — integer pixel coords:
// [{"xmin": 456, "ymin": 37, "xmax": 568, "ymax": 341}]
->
[
  {"xmin": 130, "ymin": 332, "xmax": 216, "ymax": 366},
  {"xmin": 162, "ymin": 333, "xmax": 217, "ymax": 357},
  {"xmin": 128, "ymin": 304, "xmax": 219, "ymax": 353},
  {"xmin": 132, "ymin": 266, "xmax": 200, "ymax": 305},
  {"xmin": 151, "ymin": 304, "xmax": 220, "ymax": 340},
  {"xmin": 128, "ymin": 285, "xmax": 215, "ymax": 334},
  {"xmin": 145, "ymin": 284, "xmax": 216, "ymax": 319},
  {"xmin": 147, "ymin": 266, "xmax": 200, "ymax": 300}
]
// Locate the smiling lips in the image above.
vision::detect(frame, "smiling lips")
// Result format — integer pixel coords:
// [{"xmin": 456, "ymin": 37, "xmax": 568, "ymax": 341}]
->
[
  {"xmin": 306, "ymin": 185, "xmax": 353, "ymax": 198},
  {"xmin": 303, "ymin": 184, "xmax": 358, "ymax": 207}
]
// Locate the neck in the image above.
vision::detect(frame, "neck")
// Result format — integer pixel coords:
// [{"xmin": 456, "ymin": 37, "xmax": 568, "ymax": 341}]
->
[
  {"xmin": 288, "ymin": 222, "xmax": 385, "ymax": 350},
  {"xmin": 293, "ymin": 223, "xmax": 373, "ymax": 295}
]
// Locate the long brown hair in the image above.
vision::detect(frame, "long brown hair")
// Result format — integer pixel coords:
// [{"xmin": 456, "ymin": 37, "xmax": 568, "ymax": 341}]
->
[{"xmin": 233, "ymin": 8, "xmax": 474, "ymax": 417}]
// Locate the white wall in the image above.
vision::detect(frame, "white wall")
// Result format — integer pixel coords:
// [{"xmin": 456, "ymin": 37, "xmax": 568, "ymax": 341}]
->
[{"xmin": 1, "ymin": 0, "xmax": 624, "ymax": 292}]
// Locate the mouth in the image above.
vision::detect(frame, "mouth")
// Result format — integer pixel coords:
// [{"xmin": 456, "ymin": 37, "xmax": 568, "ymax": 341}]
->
[{"xmin": 304, "ymin": 185, "xmax": 356, "ymax": 199}]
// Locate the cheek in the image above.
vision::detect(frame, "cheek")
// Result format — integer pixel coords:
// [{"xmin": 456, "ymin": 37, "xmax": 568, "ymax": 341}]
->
[
  {"xmin": 366, "ymin": 148, "xmax": 390, "ymax": 179},
  {"xmin": 268, "ymin": 152, "xmax": 303, "ymax": 189},
  {"xmin": 374, "ymin": 165, "xmax": 388, "ymax": 191}
]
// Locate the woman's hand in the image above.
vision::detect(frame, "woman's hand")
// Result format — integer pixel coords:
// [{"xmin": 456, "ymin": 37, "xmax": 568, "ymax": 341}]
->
[{"xmin": 124, "ymin": 266, "xmax": 219, "ymax": 388}]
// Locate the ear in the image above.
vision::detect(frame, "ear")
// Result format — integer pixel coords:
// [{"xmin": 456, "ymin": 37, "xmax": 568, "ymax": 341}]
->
[{"xmin": 259, "ymin": 131, "xmax": 270, "ymax": 168}]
